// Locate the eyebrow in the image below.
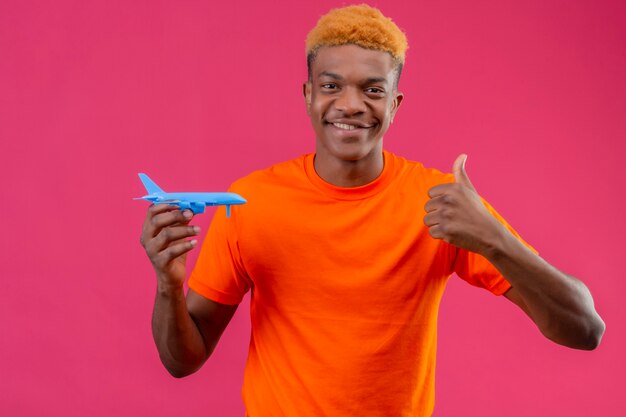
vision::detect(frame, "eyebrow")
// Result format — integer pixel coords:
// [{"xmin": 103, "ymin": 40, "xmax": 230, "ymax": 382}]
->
[
  {"xmin": 363, "ymin": 76, "xmax": 388, "ymax": 84},
  {"xmin": 318, "ymin": 71, "xmax": 389, "ymax": 85},
  {"xmin": 319, "ymin": 71, "xmax": 343, "ymax": 80}
]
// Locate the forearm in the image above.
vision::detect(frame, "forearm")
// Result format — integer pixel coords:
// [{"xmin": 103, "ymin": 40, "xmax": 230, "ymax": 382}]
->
[
  {"xmin": 152, "ymin": 282, "xmax": 208, "ymax": 377},
  {"xmin": 485, "ymin": 230, "xmax": 605, "ymax": 350}
]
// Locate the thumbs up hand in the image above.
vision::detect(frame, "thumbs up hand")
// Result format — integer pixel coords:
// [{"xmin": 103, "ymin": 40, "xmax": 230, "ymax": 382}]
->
[{"xmin": 424, "ymin": 154, "xmax": 506, "ymax": 256}]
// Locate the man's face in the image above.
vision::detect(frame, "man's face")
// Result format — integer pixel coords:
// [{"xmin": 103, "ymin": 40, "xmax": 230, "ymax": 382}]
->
[{"xmin": 304, "ymin": 44, "xmax": 403, "ymax": 163}]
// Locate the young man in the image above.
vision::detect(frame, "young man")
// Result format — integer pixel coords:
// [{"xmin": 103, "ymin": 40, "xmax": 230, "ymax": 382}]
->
[{"xmin": 140, "ymin": 5, "xmax": 605, "ymax": 416}]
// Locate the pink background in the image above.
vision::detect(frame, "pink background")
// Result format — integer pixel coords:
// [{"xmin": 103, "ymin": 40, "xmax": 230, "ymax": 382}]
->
[{"xmin": 1, "ymin": 0, "xmax": 624, "ymax": 415}]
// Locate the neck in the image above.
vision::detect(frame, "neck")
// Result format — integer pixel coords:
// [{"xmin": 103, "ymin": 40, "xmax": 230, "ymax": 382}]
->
[{"xmin": 313, "ymin": 145, "xmax": 384, "ymax": 187}]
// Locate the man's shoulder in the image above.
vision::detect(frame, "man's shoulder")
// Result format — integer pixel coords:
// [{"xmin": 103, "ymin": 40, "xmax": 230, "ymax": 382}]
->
[
  {"xmin": 229, "ymin": 154, "xmax": 310, "ymax": 194},
  {"xmin": 388, "ymin": 152, "xmax": 454, "ymax": 187}
]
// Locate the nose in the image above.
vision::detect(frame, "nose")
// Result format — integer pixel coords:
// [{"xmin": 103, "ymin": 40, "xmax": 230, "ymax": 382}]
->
[{"xmin": 334, "ymin": 87, "xmax": 366, "ymax": 116}]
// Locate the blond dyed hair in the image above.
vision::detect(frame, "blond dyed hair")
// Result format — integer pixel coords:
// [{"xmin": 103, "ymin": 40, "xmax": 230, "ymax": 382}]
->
[
  {"xmin": 305, "ymin": 4, "xmax": 408, "ymax": 85},
  {"xmin": 306, "ymin": 4, "xmax": 408, "ymax": 62}
]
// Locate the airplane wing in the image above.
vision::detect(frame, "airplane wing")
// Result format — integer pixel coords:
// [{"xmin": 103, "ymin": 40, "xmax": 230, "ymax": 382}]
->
[{"xmin": 175, "ymin": 201, "xmax": 207, "ymax": 214}]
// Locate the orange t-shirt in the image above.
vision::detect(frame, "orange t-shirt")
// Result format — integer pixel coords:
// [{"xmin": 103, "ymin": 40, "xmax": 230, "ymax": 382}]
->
[{"xmin": 189, "ymin": 151, "xmax": 532, "ymax": 417}]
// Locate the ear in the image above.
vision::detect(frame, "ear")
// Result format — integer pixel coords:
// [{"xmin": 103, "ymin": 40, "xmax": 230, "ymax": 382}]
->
[
  {"xmin": 303, "ymin": 82, "xmax": 312, "ymax": 115},
  {"xmin": 390, "ymin": 91, "xmax": 404, "ymax": 123}
]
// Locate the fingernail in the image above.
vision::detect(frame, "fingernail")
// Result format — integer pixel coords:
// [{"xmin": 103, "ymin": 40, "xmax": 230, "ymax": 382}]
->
[
  {"xmin": 183, "ymin": 210, "xmax": 193, "ymax": 219},
  {"xmin": 193, "ymin": 226, "xmax": 200, "ymax": 234},
  {"xmin": 190, "ymin": 239, "xmax": 198, "ymax": 247}
]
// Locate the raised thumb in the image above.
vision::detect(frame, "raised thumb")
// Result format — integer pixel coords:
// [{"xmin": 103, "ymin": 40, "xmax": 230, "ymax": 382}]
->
[{"xmin": 453, "ymin": 154, "xmax": 476, "ymax": 191}]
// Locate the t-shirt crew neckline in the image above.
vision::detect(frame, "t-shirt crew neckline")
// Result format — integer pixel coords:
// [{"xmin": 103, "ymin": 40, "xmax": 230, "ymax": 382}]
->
[{"xmin": 304, "ymin": 150, "xmax": 397, "ymax": 200}]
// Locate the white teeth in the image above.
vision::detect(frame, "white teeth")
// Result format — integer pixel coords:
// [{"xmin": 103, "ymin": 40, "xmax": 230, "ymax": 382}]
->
[{"xmin": 333, "ymin": 122, "xmax": 357, "ymax": 130}]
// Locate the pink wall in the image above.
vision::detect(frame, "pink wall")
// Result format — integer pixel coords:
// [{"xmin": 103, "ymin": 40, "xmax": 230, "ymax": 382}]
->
[{"xmin": 1, "ymin": 1, "xmax": 624, "ymax": 415}]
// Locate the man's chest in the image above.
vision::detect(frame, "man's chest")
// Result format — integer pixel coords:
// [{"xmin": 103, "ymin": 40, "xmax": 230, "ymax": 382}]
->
[{"xmin": 235, "ymin": 189, "xmax": 454, "ymax": 314}]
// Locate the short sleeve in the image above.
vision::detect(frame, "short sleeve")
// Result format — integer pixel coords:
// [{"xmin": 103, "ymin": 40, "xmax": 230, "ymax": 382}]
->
[
  {"xmin": 453, "ymin": 198, "xmax": 538, "ymax": 296},
  {"xmin": 188, "ymin": 204, "xmax": 251, "ymax": 305}
]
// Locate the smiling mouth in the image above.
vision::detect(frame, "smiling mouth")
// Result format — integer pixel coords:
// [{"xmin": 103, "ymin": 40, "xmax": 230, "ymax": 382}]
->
[{"xmin": 328, "ymin": 121, "xmax": 373, "ymax": 130}]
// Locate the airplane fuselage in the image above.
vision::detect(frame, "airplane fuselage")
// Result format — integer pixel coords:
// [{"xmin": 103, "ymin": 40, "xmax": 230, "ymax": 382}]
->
[{"xmin": 136, "ymin": 173, "xmax": 246, "ymax": 217}]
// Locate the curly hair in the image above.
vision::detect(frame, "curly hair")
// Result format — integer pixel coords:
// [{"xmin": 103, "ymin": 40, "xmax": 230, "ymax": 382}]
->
[{"xmin": 305, "ymin": 4, "xmax": 408, "ymax": 86}]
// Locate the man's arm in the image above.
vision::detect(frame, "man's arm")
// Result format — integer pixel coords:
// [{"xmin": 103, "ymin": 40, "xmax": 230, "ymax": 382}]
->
[
  {"xmin": 491, "ymin": 230, "xmax": 604, "ymax": 349},
  {"xmin": 424, "ymin": 155, "xmax": 605, "ymax": 350},
  {"xmin": 142, "ymin": 204, "xmax": 238, "ymax": 377}
]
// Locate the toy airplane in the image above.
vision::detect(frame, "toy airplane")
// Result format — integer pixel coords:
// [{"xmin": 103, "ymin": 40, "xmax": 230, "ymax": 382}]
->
[{"xmin": 135, "ymin": 173, "xmax": 246, "ymax": 217}]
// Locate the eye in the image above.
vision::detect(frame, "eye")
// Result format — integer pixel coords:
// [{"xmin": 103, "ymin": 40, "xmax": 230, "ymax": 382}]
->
[
  {"xmin": 321, "ymin": 83, "xmax": 337, "ymax": 90},
  {"xmin": 365, "ymin": 87, "xmax": 385, "ymax": 94}
]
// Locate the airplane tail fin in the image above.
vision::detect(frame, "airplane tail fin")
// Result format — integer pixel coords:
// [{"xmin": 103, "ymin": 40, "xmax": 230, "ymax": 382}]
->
[{"xmin": 138, "ymin": 173, "xmax": 165, "ymax": 194}]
